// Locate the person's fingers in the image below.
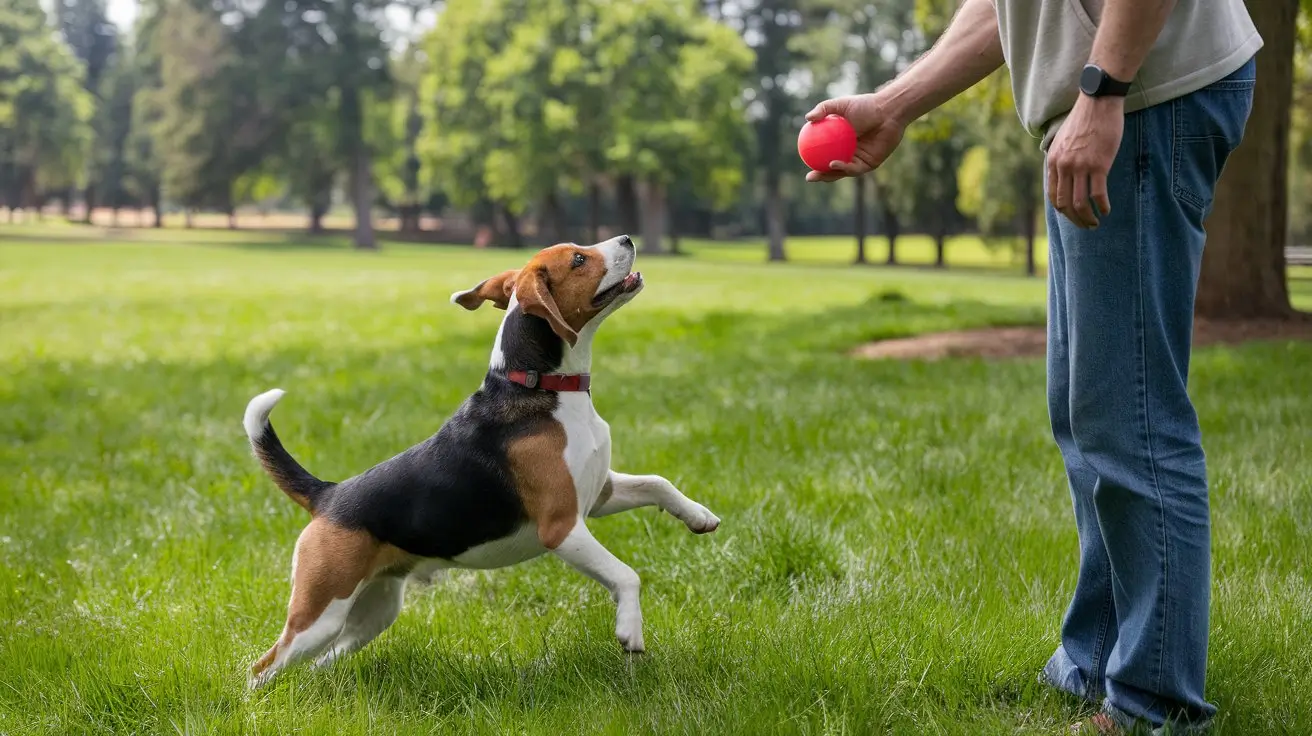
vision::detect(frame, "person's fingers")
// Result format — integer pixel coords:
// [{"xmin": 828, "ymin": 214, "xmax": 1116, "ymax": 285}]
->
[
  {"xmin": 1072, "ymin": 169, "xmax": 1094, "ymax": 228},
  {"xmin": 1091, "ymin": 170, "xmax": 1111, "ymax": 221},
  {"xmin": 1055, "ymin": 163, "xmax": 1076, "ymax": 226},
  {"xmin": 1046, "ymin": 158, "xmax": 1060, "ymax": 211},
  {"xmin": 806, "ymin": 169, "xmax": 846, "ymax": 183},
  {"xmin": 805, "ymin": 98, "xmax": 844, "ymax": 122},
  {"xmin": 827, "ymin": 160, "xmax": 868, "ymax": 177}
]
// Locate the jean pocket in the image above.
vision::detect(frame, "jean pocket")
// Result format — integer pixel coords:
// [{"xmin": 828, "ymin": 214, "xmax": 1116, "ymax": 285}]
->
[{"xmin": 1172, "ymin": 80, "xmax": 1254, "ymax": 213}]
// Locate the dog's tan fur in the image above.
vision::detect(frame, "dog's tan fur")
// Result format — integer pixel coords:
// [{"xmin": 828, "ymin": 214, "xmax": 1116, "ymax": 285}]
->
[{"xmin": 506, "ymin": 421, "xmax": 579, "ymax": 549}]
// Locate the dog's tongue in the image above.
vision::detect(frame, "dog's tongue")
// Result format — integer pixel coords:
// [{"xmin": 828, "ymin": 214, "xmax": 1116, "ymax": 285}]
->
[{"xmin": 623, "ymin": 272, "xmax": 642, "ymax": 289}]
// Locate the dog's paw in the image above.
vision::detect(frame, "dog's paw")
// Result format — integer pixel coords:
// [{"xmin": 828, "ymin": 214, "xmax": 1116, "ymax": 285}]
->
[
  {"xmin": 681, "ymin": 503, "xmax": 721, "ymax": 534},
  {"xmin": 247, "ymin": 669, "xmax": 274, "ymax": 691},
  {"xmin": 616, "ymin": 610, "xmax": 645, "ymax": 653}
]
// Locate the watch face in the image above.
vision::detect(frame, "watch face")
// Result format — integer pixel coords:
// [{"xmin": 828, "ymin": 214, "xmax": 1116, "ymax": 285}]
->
[{"xmin": 1080, "ymin": 65, "xmax": 1102, "ymax": 95}]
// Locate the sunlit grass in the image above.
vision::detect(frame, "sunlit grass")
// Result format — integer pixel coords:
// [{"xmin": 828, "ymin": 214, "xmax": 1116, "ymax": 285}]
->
[{"xmin": 1, "ymin": 226, "xmax": 1308, "ymax": 734}]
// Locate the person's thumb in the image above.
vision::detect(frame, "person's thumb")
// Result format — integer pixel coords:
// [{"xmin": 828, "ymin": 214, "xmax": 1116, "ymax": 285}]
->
[{"xmin": 805, "ymin": 98, "xmax": 845, "ymax": 122}]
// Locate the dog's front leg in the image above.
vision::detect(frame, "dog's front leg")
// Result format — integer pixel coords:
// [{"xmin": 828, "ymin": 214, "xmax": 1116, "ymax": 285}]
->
[
  {"xmin": 589, "ymin": 472, "xmax": 721, "ymax": 534},
  {"xmin": 552, "ymin": 520, "xmax": 645, "ymax": 652}
]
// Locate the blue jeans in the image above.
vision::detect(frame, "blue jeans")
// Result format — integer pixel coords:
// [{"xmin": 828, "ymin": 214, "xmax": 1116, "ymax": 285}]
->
[{"xmin": 1041, "ymin": 57, "xmax": 1256, "ymax": 733}]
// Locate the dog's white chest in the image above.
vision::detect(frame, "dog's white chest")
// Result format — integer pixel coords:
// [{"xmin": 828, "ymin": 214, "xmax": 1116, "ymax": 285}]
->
[{"xmin": 554, "ymin": 394, "xmax": 611, "ymax": 512}]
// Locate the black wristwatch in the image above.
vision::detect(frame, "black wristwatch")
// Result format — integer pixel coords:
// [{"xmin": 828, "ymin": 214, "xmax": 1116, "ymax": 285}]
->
[{"xmin": 1079, "ymin": 64, "xmax": 1131, "ymax": 98}]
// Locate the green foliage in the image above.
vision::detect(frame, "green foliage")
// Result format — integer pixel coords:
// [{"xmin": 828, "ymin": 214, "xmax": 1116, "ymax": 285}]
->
[
  {"xmin": 881, "ymin": 115, "xmax": 967, "ymax": 235},
  {"xmin": 419, "ymin": 0, "xmax": 752, "ymax": 216},
  {"xmin": 0, "ymin": 2, "xmax": 96, "ymax": 200},
  {"xmin": 148, "ymin": 0, "xmax": 243, "ymax": 208},
  {"xmin": 599, "ymin": 0, "xmax": 753, "ymax": 204}
]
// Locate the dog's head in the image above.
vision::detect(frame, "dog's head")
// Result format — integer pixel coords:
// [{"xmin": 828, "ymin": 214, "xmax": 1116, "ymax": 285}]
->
[{"xmin": 450, "ymin": 235, "xmax": 642, "ymax": 347}]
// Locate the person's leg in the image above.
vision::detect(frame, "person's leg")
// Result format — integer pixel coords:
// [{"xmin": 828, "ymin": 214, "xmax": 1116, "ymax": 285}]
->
[
  {"xmin": 1041, "ymin": 174, "xmax": 1118, "ymax": 706},
  {"xmin": 1059, "ymin": 59, "xmax": 1255, "ymax": 732}
]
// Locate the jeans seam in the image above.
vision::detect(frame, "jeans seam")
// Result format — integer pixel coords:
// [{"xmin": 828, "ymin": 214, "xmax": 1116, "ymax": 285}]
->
[
  {"xmin": 1135, "ymin": 112, "xmax": 1170, "ymax": 699},
  {"xmin": 1090, "ymin": 584, "xmax": 1114, "ymax": 697}
]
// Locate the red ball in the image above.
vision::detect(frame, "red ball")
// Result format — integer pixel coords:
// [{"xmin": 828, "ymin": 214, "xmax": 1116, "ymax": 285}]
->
[{"xmin": 798, "ymin": 115, "xmax": 858, "ymax": 172}]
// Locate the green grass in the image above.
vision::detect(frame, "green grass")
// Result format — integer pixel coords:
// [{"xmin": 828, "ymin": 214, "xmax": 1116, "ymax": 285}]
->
[{"xmin": 2, "ymin": 226, "xmax": 1310, "ymax": 735}]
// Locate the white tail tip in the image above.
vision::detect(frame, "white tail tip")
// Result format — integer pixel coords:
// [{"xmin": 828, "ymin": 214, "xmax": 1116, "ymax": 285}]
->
[{"xmin": 243, "ymin": 388, "xmax": 286, "ymax": 440}]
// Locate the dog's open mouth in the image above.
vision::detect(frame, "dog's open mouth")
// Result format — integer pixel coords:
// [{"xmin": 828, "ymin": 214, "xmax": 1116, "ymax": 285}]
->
[{"xmin": 592, "ymin": 271, "xmax": 643, "ymax": 307}]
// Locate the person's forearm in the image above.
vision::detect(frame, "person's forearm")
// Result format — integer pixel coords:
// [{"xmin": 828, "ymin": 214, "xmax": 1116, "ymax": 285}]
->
[
  {"xmin": 878, "ymin": 0, "xmax": 1004, "ymax": 126},
  {"xmin": 1088, "ymin": 0, "xmax": 1175, "ymax": 82}
]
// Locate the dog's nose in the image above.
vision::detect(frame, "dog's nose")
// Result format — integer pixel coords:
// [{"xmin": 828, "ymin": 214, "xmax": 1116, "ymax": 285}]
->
[{"xmin": 617, "ymin": 235, "xmax": 634, "ymax": 249}]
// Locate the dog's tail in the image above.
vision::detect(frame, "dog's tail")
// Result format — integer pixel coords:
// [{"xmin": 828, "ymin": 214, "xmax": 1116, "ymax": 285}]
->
[{"xmin": 243, "ymin": 389, "xmax": 334, "ymax": 514}]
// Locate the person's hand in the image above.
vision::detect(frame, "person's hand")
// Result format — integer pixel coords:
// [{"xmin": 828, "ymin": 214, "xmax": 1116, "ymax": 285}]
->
[
  {"xmin": 1046, "ymin": 94, "xmax": 1124, "ymax": 228},
  {"xmin": 803, "ymin": 94, "xmax": 907, "ymax": 183}
]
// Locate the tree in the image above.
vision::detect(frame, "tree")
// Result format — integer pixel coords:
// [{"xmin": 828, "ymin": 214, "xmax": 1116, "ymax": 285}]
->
[
  {"xmin": 93, "ymin": 39, "xmax": 138, "ymax": 226},
  {"xmin": 955, "ymin": 98, "xmax": 1043, "ymax": 276},
  {"xmin": 600, "ymin": 0, "xmax": 754, "ymax": 254},
  {"xmin": 283, "ymin": 105, "xmax": 340, "ymax": 233},
  {"xmin": 804, "ymin": 0, "xmax": 922, "ymax": 263},
  {"xmin": 125, "ymin": 2, "xmax": 164, "ymax": 227},
  {"xmin": 376, "ymin": 19, "xmax": 429, "ymax": 235},
  {"xmin": 722, "ymin": 0, "xmax": 822, "ymax": 262},
  {"xmin": 1196, "ymin": 0, "xmax": 1302, "ymax": 319},
  {"xmin": 419, "ymin": 0, "xmax": 527, "ymax": 246},
  {"xmin": 54, "ymin": 0, "xmax": 116, "ymax": 221},
  {"xmin": 420, "ymin": 0, "xmax": 750, "ymax": 252},
  {"xmin": 0, "ymin": 2, "xmax": 96, "ymax": 219},
  {"xmin": 327, "ymin": 2, "xmax": 393, "ymax": 250},
  {"xmin": 880, "ymin": 115, "xmax": 967, "ymax": 267}
]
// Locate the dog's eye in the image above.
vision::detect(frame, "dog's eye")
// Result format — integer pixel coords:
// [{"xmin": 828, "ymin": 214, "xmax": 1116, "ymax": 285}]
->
[{"xmin": 571, "ymin": 253, "xmax": 586, "ymax": 268}]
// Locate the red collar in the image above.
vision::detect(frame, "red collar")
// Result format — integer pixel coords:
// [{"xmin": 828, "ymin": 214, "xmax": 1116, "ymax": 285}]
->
[{"xmin": 505, "ymin": 370, "xmax": 591, "ymax": 392}]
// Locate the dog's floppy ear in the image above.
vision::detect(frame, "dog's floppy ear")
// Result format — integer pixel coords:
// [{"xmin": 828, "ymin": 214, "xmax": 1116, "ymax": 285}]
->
[
  {"xmin": 517, "ymin": 268, "xmax": 579, "ymax": 347},
  {"xmin": 451, "ymin": 269, "xmax": 519, "ymax": 311}
]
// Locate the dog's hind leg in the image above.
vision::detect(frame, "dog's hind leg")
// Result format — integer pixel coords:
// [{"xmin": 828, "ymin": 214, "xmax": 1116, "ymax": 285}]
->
[
  {"xmin": 248, "ymin": 519, "xmax": 380, "ymax": 689},
  {"xmin": 311, "ymin": 575, "xmax": 407, "ymax": 670},
  {"xmin": 552, "ymin": 519, "xmax": 645, "ymax": 652},
  {"xmin": 589, "ymin": 472, "xmax": 721, "ymax": 534}
]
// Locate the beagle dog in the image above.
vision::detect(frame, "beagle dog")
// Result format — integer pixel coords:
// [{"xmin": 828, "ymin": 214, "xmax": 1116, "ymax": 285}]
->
[{"xmin": 242, "ymin": 235, "xmax": 720, "ymax": 688}]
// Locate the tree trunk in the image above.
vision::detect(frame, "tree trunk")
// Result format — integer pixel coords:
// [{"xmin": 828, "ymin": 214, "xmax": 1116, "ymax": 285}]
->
[
  {"xmin": 540, "ymin": 190, "xmax": 568, "ymax": 244},
  {"xmin": 854, "ymin": 176, "xmax": 868, "ymax": 264},
  {"xmin": 935, "ymin": 231, "xmax": 947, "ymax": 268},
  {"xmin": 60, "ymin": 189, "xmax": 72, "ymax": 219},
  {"xmin": 764, "ymin": 170, "xmax": 786, "ymax": 262},
  {"xmin": 639, "ymin": 178, "xmax": 669, "ymax": 255},
  {"xmin": 339, "ymin": 60, "xmax": 377, "ymax": 250},
  {"xmin": 616, "ymin": 174, "xmax": 640, "ymax": 237},
  {"xmin": 587, "ymin": 180, "xmax": 601, "ymax": 244},
  {"xmin": 349, "ymin": 145, "xmax": 376, "ymax": 249},
  {"xmin": 498, "ymin": 204, "xmax": 524, "ymax": 248},
  {"xmin": 886, "ymin": 212, "xmax": 900, "ymax": 266},
  {"xmin": 398, "ymin": 205, "xmax": 420, "ymax": 234},
  {"xmin": 227, "ymin": 207, "xmax": 237, "ymax": 230},
  {"xmin": 184, "ymin": 209, "xmax": 193, "ymax": 229},
  {"xmin": 309, "ymin": 188, "xmax": 330, "ymax": 234},
  {"xmin": 112, "ymin": 207, "xmax": 120, "ymax": 228},
  {"xmin": 1195, "ymin": 0, "xmax": 1297, "ymax": 319},
  {"xmin": 82, "ymin": 184, "xmax": 95, "ymax": 224},
  {"xmin": 152, "ymin": 196, "xmax": 162, "ymax": 228}
]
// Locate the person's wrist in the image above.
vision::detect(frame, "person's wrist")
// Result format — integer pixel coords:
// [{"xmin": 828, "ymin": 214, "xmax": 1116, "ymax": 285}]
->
[
  {"xmin": 1077, "ymin": 92, "xmax": 1125, "ymax": 113},
  {"xmin": 873, "ymin": 87, "xmax": 915, "ymax": 131}
]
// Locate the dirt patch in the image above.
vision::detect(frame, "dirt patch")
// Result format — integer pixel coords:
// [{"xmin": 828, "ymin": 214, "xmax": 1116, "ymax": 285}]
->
[{"xmin": 851, "ymin": 319, "xmax": 1312, "ymax": 361}]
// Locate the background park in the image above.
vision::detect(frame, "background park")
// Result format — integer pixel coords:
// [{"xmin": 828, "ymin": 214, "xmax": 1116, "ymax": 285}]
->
[{"xmin": 2, "ymin": 0, "xmax": 1310, "ymax": 734}]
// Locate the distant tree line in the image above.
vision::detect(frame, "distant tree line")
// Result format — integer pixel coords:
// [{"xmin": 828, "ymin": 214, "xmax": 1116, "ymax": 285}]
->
[{"xmin": 0, "ymin": 0, "xmax": 1304, "ymax": 316}]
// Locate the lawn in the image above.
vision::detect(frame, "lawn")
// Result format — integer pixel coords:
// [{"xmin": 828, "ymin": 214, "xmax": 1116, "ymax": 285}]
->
[{"xmin": 1, "ymin": 227, "xmax": 1309, "ymax": 735}]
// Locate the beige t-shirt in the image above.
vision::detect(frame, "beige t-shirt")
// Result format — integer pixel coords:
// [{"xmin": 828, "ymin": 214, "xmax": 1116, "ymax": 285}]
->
[{"xmin": 994, "ymin": 0, "xmax": 1264, "ymax": 150}]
